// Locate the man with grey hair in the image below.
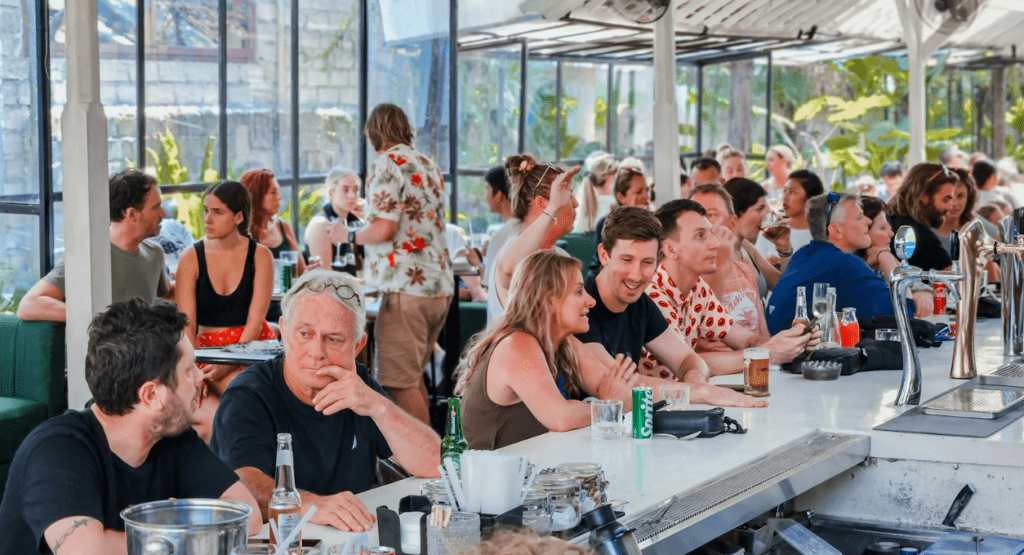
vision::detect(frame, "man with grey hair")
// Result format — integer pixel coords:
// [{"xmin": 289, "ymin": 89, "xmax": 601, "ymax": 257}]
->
[
  {"xmin": 210, "ymin": 270, "xmax": 441, "ymax": 532},
  {"xmin": 765, "ymin": 193, "xmax": 897, "ymax": 334},
  {"xmin": 304, "ymin": 169, "xmax": 364, "ymax": 275}
]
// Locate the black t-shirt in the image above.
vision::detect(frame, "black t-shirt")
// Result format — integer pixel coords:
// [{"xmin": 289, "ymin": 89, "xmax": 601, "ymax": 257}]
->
[
  {"xmin": 886, "ymin": 213, "xmax": 952, "ymax": 271},
  {"xmin": 0, "ymin": 410, "xmax": 238, "ymax": 555},
  {"xmin": 574, "ymin": 274, "xmax": 669, "ymax": 363},
  {"xmin": 210, "ymin": 357, "xmax": 393, "ymax": 496}
]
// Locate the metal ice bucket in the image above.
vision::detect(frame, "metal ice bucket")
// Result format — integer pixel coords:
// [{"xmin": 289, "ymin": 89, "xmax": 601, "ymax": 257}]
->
[{"xmin": 121, "ymin": 499, "xmax": 251, "ymax": 555}]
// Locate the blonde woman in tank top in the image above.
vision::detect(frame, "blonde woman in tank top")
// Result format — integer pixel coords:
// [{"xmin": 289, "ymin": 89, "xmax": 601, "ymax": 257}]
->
[{"xmin": 455, "ymin": 251, "xmax": 637, "ymax": 450}]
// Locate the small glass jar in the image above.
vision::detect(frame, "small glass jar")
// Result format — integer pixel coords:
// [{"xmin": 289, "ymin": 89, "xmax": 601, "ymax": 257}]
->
[
  {"xmin": 521, "ymin": 485, "xmax": 553, "ymax": 535},
  {"xmin": 534, "ymin": 472, "xmax": 580, "ymax": 531},
  {"xmin": 420, "ymin": 478, "xmax": 450, "ymax": 506},
  {"xmin": 554, "ymin": 462, "xmax": 607, "ymax": 513}
]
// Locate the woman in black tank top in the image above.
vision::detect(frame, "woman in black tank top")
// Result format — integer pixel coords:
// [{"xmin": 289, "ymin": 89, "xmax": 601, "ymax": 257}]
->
[{"xmin": 174, "ymin": 180, "xmax": 275, "ymax": 441}]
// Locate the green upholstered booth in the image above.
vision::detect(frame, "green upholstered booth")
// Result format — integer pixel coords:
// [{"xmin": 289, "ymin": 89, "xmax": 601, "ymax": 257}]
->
[
  {"xmin": 556, "ymin": 231, "xmax": 597, "ymax": 269},
  {"xmin": 0, "ymin": 314, "xmax": 67, "ymax": 500}
]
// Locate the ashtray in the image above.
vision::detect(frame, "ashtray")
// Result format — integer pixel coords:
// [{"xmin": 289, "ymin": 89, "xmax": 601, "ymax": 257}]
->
[{"xmin": 802, "ymin": 360, "xmax": 841, "ymax": 381}]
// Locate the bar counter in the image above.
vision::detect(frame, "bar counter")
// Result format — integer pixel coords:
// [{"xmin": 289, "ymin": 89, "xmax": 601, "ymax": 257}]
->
[{"xmin": 261, "ymin": 317, "xmax": 1024, "ymax": 548}]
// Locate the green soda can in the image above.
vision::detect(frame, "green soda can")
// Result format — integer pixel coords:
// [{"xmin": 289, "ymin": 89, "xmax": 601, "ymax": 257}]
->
[
  {"xmin": 282, "ymin": 264, "xmax": 293, "ymax": 290},
  {"xmin": 631, "ymin": 386, "xmax": 653, "ymax": 439}
]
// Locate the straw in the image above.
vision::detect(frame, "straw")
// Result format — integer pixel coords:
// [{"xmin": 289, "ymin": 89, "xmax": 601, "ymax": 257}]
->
[
  {"xmin": 442, "ymin": 458, "xmax": 468, "ymax": 510},
  {"xmin": 437, "ymin": 464, "xmax": 461, "ymax": 512},
  {"xmin": 273, "ymin": 505, "xmax": 318, "ymax": 555},
  {"xmin": 520, "ymin": 470, "xmax": 537, "ymax": 505}
]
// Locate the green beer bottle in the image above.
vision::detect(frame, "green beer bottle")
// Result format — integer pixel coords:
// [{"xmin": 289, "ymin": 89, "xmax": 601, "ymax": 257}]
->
[{"xmin": 441, "ymin": 397, "xmax": 468, "ymax": 473}]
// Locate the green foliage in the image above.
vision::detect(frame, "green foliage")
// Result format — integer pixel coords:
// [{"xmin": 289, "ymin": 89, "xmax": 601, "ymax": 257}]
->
[
  {"xmin": 146, "ymin": 129, "xmax": 189, "ymax": 185},
  {"xmin": 0, "ymin": 262, "xmax": 26, "ymax": 313},
  {"xmin": 531, "ymin": 84, "xmax": 581, "ymax": 159},
  {"xmin": 1008, "ymin": 97, "xmax": 1024, "ymax": 168},
  {"xmin": 790, "ymin": 54, "xmax": 966, "ymax": 179},
  {"xmin": 282, "ymin": 187, "xmax": 328, "ymax": 229}
]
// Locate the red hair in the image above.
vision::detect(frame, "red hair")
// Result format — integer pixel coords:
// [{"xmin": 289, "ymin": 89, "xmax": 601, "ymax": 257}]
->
[{"xmin": 240, "ymin": 168, "xmax": 275, "ymax": 242}]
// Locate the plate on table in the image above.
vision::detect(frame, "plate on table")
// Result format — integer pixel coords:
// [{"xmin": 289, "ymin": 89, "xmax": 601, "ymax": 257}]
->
[{"xmin": 224, "ymin": 340, "xmax": 284, "ymax": 355}]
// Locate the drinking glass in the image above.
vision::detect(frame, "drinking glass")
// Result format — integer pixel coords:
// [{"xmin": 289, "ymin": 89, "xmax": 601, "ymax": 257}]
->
[
  {"xmin": 658, "ymin": 385, "xmax": 690, "ymax": 411},
  {"xmin": 426, "ymin": 512, "xmax": 480, "ymax": 555},
  {"xmin": 590, "ymin": 399, "xmax": 623, "ymax": 440},
  {"xmin": 812, "ymin": 283, "xmax": 829, "ymax": 319}
]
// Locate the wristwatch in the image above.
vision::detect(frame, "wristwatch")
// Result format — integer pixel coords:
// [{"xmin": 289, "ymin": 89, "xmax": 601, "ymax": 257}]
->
[{"xmin": 348, "ymin": 227, "xmax": 358, "ymax": 245}]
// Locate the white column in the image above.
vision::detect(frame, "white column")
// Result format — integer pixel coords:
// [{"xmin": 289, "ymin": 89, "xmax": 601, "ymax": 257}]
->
[
  {"xmin": 652, "ymin": 4, "xmax": 680, "ymax": 204},
  {"xmin": 63, "ymin": 0, "xmax": 111, "ymax": 409},
  {"xmin": 899, "ymin": 0, "xmax": 927, "ymax": 167}
]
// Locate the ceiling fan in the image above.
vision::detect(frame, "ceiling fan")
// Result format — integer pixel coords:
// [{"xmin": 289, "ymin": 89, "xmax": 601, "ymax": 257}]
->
[{"xmin": 606, "ymin": 0, "xmax": 670, "ymax": 24}]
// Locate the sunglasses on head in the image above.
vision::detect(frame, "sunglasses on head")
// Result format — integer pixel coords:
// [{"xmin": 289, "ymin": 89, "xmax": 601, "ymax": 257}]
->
[{"xmin": 824, "ymin": 192, "xmax": 841, "ymax": 236}]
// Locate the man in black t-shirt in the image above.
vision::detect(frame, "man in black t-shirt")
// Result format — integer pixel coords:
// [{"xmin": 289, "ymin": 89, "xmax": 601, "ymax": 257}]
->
[
  {"xmin": 0, "ymin": 300, "xmax": 260, "ymax": 555},
  {"xmin": 211, "ymin": 270, "xmax": 441, "ymax": 533},
  {"xmin": 574, "ymin": 207, "xmax": 768, "ymax": 408}
]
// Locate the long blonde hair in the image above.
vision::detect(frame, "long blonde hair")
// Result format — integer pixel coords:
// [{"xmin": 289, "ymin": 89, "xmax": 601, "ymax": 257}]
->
[
  {"xmin": 455, "ymin": 251, "xmax": 583, "ymax": 397},
  {"xmin": 576, "ymin": 152, "xmax": 619, "ymax": 233}
]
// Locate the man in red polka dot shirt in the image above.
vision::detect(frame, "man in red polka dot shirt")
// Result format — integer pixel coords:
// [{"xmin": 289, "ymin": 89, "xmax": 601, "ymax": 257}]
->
[{"xmin": 641, "ymin": 200, "xmax": 819, "ymax": 381}]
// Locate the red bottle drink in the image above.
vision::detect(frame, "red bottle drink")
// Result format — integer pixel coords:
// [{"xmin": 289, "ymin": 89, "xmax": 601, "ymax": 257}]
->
[{"xmin": 840, "ymin": 307, "xmax": 859, "ymax": 348}]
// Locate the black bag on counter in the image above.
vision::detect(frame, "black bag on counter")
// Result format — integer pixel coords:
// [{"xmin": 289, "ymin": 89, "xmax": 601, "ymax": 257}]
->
[
  {"xmin": 651, "ymin": 405, "xmax": 746, "ymax": 438},
  {"xmin": 857, "ymin": 315, "xmax": 944, "ymax": 348}
]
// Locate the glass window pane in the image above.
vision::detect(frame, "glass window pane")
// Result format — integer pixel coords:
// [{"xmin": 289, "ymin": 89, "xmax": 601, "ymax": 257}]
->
[
  {"xmin": 700, "ymin": 63, "xmax": 730, "ymax": 155},
  {"xmin": 3, "ymin": 0, "xmax": 42, "ymax": 203},
  {"xmin": 143, "ymin": 0, "xmax": 222, "ymax": 186},
  {"xmin": 677, "ymin": 64, "xmax": 698, "ymax": 153},
  {"xmin": 367, "ymin": 0, "xmax": 451, "ymax": 173},
  {"xmin": 524, "ymin": 60, "xmax": 556, "ymax": 161},
  {"xmin": 458, "ymin": 47, "xmax": 521, "ymax": 167},
  {"xmin": 228, "ymin": 0, "xmax": 293, "ymax": 179},
  {"xmin": 0, "ymin": 214, "xmax": 41, "ymax": 308},
  {"xmin": 611, "ymin": 64, "xmax": 654, "ymax": 159},
  {"xmin": 561, "ymin": 62, "xmax": 608, "ymax": 160},
  {"xmin": 299, "ymin": 0, "xmax": 360, "ymax": 176}
]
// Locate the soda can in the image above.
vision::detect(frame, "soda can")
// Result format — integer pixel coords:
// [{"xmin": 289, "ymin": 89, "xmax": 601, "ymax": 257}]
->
[
  {"xmin": 933, "ymin": 282, "xmax": 946, "ymax": 315},
  {"xmin": 631, "ymin": 386, "xmax": 653, "ymax": 439},
  {"xmin": 282, "ymin": 264, "xmax": 293, "ymax": 291}
]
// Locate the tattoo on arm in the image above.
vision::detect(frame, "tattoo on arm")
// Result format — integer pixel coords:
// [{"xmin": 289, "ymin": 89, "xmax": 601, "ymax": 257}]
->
[{"xmin": 52, "ymin": 518, "xmax": 95, "ymax": 554}]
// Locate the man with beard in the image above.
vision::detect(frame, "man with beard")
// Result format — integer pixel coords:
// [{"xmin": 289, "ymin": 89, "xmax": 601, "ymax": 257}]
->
[
  {"xmin": 766, "ymin": 193, "xmax": 897, "ymax": 334},
  {"xmin": 886, "ymin": 163, "xmax": 959, "ymax": 272},
  {"xmin": 18, "ymin": 170, "xmax": 170, "ymax": 323},
  {"xmin": 0, "ymin": 300, "xmax": 260, "ymax": 555}
]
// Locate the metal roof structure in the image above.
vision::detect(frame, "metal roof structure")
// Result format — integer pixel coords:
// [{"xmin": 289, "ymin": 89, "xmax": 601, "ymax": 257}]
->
[{"xmin": 458, "ymin": 0, "xmax": 1024, "ymax": 65}]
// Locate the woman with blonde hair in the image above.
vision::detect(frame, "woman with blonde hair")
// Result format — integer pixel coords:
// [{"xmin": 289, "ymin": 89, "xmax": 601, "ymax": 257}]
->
[
  {"xmin": 458, "ymin": 250, "xmax": 636, "ymax": 450},
  {"xmin": 574, "ymin": 151, "xmax": 619, "ymax": 233}
]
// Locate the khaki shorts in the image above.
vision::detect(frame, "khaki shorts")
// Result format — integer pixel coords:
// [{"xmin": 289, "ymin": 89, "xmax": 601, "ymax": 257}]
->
[{"xmin": 374, "ymin": 292, "xmax": 451, "ymax": 389}]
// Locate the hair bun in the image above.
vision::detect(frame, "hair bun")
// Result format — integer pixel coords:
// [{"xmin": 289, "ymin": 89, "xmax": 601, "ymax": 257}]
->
[{"xmin": 505, "ymin": 154, "xmax": 538, "ymax": 178}]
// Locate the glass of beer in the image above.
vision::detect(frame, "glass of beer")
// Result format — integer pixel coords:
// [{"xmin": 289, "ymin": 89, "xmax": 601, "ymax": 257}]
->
[{"xmin": 743, "ymin": 348, "xmax": 770, "ymax": 397}]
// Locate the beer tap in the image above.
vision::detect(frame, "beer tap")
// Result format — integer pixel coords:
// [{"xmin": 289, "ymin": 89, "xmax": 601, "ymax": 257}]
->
[
  {"xmin": 999, "ymin": 208, "xmax": 1024, "ymax": 357},
  {"xmin": 951, "ymin": 219, "xmax": 1024, "ymax": 379},
  {"xmin": 889, "ymin": 227, "xmax": 965, "ymax": 406},
  {"xmin": 890, "ymin": 226, "xmax": 925, "ymax": 405}
]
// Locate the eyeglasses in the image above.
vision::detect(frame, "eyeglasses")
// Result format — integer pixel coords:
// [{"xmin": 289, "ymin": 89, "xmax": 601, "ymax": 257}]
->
[
  {"xmin": 824, "ymin": 191, "xmax": 841, "ymax": 235},
  {"xmin": 926, "ymin": 164, "xmax": 955, "ymax": 185},
  {"xmin": 292, "ymin": 280, "xmax": 361, "ymax": 306}
]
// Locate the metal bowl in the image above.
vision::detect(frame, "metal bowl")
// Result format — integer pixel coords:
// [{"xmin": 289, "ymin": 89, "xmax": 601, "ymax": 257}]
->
[{"xmin": 802, "ymin": 360, "xmax": 842, "ymax": 381}]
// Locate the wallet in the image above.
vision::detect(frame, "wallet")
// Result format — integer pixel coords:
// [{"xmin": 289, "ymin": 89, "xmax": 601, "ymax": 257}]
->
[{"xmin": 651, "ymin": 405, "xmax": 746, "ymax": 438}]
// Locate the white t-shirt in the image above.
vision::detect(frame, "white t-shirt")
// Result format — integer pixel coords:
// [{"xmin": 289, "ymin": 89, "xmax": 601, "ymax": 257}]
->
[{"xmin": 482, "ymin": 219, "xmax": 522, "ymax": 288}]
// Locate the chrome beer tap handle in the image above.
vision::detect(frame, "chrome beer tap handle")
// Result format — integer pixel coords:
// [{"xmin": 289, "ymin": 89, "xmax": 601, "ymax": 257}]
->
[{"xmin": 891, "ymin": 226, "xmax": 924, "ymax": 406}]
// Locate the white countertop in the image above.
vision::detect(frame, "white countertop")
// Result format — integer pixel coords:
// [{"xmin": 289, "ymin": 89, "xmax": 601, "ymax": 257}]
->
[{"xmin": 266, "ymin": 317, "xmax": 1024, "ymax": 546}]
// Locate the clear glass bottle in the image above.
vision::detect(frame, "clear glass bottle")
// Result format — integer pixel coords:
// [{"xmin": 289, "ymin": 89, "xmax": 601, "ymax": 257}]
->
[
  {"xmin": 822, "ymin": 287, "xmax": 841, "ymax": 349},
  {"xmin": 269, "ymin": 433, "xmax": 302, "ymax": 549},
  {"xmin": 793, "ymin": 286, "xmax": 811, "ymax": 333}
]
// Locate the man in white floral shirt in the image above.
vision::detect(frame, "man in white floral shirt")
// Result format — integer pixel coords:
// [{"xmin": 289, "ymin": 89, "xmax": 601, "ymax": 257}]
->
[{"xmin": 343, "ymin": 103, "xmax": 453, "ymax": 425}]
